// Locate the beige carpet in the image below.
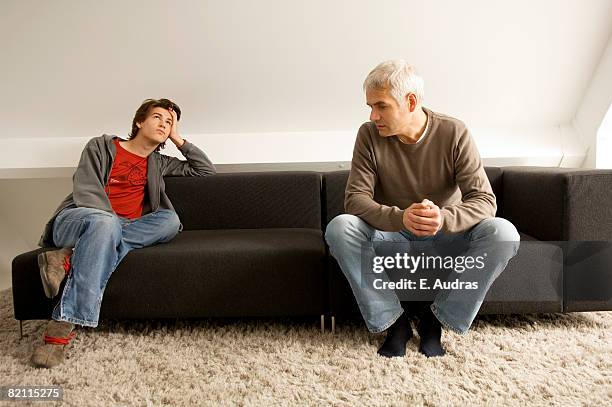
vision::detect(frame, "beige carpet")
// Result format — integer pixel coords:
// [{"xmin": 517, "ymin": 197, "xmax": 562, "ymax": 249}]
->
[{"xmin": 0, "ymin": 290, "xmax": 610, "ymax": 407}]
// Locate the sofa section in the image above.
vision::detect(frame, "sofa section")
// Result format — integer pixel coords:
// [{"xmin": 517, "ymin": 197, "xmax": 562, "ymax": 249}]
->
[
  {"xmin": 11, "ymin": 167, "xmax": 612, "ymax": 326},
  {"xmin": 13, "ymin": 172, "xmax": 328, "ymax": 321},
  {"xmin": 322, "ymin": 168, "xmax": 565, "ymax": 320},
  {"xmin": 502, "ymin": 167, "xmax": 612, "ymax": 312}
]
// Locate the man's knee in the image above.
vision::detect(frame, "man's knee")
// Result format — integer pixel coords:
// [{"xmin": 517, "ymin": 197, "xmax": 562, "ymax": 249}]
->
[
  {"xmin": 474, "ymin": 218, "xmax": 520, "ymax": 242},
  {"xmin": 325, "ymin": 214, "xmax": 355, "ymax": 243},
  {"xmin": 325, "ymin": 214, "xmax": 369, "ymax": 247},
  {"xmin": 472, "ymin": 217, "xmax": 520, "ymax": 258}
]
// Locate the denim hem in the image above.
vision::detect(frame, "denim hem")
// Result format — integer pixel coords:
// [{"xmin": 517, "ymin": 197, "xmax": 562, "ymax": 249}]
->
[
  {"xmin": 368, "ymin": 308, "xmax": 404, "ymax": 334},
  {"xmin": 52, "ymin": 285, "xmax": 99, "ymax": 328},
  {"xmin": 54, "ymin": 315, "xmax": 98, "ymax": 328},
  {"xmin": 52, "ymin": 311, "xmax": 99, "ymax": 328},
  {"xmin": 430, "ymin": 304, "xmax": 467, "ymax": 335}
]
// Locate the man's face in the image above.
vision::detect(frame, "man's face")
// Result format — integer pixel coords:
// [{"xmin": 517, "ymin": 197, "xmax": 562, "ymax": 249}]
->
[
  {"xmin": 366, "ymin": 87, "xmax": 410, "ymax": 137},
  {"xmin": 136, "ymin": 107, "xmax": 173, "ymax": 144}
]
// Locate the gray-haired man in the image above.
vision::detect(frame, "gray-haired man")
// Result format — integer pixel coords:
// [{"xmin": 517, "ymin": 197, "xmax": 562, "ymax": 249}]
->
[{"xmin": 325, "ymin": 60, "xmax": 520, "ymax": 357}]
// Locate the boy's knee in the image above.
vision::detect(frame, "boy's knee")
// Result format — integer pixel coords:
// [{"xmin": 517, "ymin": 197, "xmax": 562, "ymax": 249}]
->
[
  {"xmin": 87, "ymin": 213, "xmax": 121, "ymax": 241},
  {"xmin": 158, "ymin": 210, "xmax": 181, "ymax": 242}
]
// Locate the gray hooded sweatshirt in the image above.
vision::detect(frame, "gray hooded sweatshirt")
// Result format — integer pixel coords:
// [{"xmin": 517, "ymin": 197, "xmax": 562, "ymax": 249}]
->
[{"xmin": 39, "ymin": 134, "xmax": 216, "ymax": 247}]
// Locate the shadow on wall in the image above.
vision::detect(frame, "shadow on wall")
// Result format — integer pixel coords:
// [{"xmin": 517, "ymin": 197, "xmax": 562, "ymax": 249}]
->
[{"xmin": 0, "ymin": 178, "xmax": 72, "ymax": 290}]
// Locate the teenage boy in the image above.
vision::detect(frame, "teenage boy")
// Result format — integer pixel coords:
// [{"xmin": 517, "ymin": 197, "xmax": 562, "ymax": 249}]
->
[{"xmin": 31, "ymin": 98, "xmax": 216, "ymax": 368}]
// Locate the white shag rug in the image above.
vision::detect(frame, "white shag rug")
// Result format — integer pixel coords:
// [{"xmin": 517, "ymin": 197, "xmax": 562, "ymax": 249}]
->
[{"xmin": 0, "ymin": 289, "xmax": 610, "ymax": 406}]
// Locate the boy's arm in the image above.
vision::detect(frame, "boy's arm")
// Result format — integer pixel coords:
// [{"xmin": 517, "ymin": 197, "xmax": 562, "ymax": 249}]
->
[
  {"xmin": 160, "ymin": 107, "xmax": 216, "ymax": 177},
  {"xmin": 72, "ymin": 137, "xmax": 113, "ymax": 211},
  {"xmin": 160, "ymin": 140, "xmax": 217, "ymax": 177}
]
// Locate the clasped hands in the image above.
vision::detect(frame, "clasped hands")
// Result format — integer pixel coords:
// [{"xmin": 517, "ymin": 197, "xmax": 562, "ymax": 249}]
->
[{"xmin": 402, "ymin": 199, "xmax": 442, "ymax": 237}]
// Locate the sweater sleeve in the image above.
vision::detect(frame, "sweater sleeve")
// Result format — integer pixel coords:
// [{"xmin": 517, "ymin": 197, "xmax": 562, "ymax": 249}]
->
[
  {"xmin": 439, "ymin": 127, "xmax": 497, "ymax": 233},
  {"xmin": 72, "ymin": 137, "xmax": 113, "ymax": 212},
  {"xmin": 344, "ymin": 124, "xmax": 405, "ymax": 231},
  {"xmin": 160, "ymin": 140, "xmax": 217, "ymax": 177}
]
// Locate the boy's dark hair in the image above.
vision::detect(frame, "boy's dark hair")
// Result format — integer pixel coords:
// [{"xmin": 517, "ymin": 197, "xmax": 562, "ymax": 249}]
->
[{"xmin": 129, "ymin": 98, "xmax": 181, "ymax": 151}]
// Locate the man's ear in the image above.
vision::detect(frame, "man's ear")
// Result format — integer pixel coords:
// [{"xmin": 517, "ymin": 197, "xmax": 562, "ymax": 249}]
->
[{"xmin": 406, "ymin": 93, "xmax": 417, "ymax": 112}]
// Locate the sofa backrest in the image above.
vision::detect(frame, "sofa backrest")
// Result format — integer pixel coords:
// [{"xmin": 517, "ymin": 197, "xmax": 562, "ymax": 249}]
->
[
  {"xmin": 165, "ymin": 172, "xmax": 322, "ymax": 230},
  {"xmin": 501, "ymin": 166, "xmax": 612, "ymax": 241},
  {"xmin": 322, "ymin": 167, "xmax": 503, "ymax": 227}
]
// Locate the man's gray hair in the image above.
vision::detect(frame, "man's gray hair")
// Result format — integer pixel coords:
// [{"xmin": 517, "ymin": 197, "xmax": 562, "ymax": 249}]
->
[{"xmin": 363, "ymin": 60, "xmax": 425, "ymax": 106}]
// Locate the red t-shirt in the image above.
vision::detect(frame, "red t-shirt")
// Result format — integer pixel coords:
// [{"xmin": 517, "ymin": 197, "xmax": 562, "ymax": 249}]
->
[{"xmin": 105, "ymin": 139, "xmax": 148, "ymax": 219}]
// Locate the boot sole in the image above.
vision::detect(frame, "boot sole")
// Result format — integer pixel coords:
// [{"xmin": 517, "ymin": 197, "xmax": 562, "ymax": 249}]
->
[
  {"xmin": 37, "ymin": 252, "xmax": 57, "ymax": 299},
  {"xmin": 31, "ymin": 344, "xmax": 65, "ymax": 368}
]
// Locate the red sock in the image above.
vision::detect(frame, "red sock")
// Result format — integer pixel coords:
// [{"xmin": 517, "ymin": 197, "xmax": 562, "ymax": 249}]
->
[{"xmin": 63, "ymin": 255, "xmax": 71, "ymax": 274}]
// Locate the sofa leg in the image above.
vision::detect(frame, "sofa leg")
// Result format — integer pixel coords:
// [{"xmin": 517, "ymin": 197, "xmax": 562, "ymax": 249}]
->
[
  {"xmin": 331, "ymin": 316, "xmax": 336, "ymax": 334},
  {"xmin": 320, "ymin": 315, "xmax": 325, "ymax": 333},
  {"xmin": 18, "ymin": 320, "xmax": 23, "ymax": 339}
]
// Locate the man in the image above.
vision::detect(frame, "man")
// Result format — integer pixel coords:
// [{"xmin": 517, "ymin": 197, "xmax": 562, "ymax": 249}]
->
[
  {"xmin": 31, "ymin": 98, "xmax": 216, "ymax": 368},
  {"xmin": 325, "ymin": 60, "xmax": 520, "ymax": 358}
]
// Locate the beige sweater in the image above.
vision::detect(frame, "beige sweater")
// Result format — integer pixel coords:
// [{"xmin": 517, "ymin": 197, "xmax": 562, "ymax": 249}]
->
[{"xmin": 345, "ymin": 107, "xmax": 496, "ymax": 233}]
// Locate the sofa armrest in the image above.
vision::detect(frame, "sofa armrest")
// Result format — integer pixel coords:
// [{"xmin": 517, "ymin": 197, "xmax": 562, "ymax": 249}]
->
[{"xmin": 502, "ymin": 167, "xmax": 612, "ymax": 241}]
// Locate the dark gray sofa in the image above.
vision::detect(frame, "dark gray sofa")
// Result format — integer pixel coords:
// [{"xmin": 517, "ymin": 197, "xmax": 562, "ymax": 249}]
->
[
  {"xmin": 12, "ymin": 172, "xmax": 328, "ymax": 327},
  {"xmin": 324, "ymin": 167, "xmax": 612, "ymax": 324},
  {"xmin": 11, "ymin": 167, "xmax": 612, "ymax": 333}
]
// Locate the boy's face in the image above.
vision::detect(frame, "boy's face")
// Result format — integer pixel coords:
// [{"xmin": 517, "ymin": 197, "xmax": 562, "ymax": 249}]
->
[{"xmin": 136, "ymin": 107, "xmax": 173, "ymax": 145}]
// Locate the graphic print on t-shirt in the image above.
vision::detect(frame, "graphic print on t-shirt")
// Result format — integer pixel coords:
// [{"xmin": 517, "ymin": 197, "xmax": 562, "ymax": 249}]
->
[
  {"xmin": 109, "ymin": 162, "xmax": 147, "ymax": 186},
  {"xmin": 106, "ymin": 139, "xmax": 149, "ymax": 219}
]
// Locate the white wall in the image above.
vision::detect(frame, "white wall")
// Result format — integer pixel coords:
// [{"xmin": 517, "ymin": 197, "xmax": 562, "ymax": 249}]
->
[
  {"xmin": 1, "ymin": 0, "xmax": 611, "ymax": 139},
  {"xmin": 1, "ymin": 0, "xmax": 611, "ymax": 289},
  {"xmin": 0, "ymin": 125, "xmax": 584, "ymax": 177},
  {"xmin": 596, "ymin": 104, "xmax": 612, "ymax": 168},
  {"xmin": 574, "ymin": 34, "xmax": 612, "ymax": 168}
]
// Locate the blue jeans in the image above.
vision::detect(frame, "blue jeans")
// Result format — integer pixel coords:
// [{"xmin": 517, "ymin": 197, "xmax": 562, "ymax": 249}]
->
[
  {"xmin": 325, "ymin": 215, "xmax": 520, "ymax": 334},
  {"xmin": 51, "ymin": 207, "xmax": 181, "ymax": 327}
]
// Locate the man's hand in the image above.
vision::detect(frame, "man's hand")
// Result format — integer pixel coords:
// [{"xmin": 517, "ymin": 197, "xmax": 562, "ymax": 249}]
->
[
  {"xmin": 402, "ymin": 199, "xmax": 442, "ymax": 237},
  {"xmin": 168, "ymin": 107, "xmax": 185, "ymax": 148}
]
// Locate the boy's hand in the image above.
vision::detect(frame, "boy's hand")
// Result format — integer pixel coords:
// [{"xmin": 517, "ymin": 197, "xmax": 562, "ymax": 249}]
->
[{"xmin": 168, "ymin": 107, "xmax": 185, "ymax": 148}]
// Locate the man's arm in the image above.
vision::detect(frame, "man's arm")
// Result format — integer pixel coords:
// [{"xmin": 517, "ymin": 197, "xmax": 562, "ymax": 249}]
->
[
  {"xmin": 439, "ymin": 127, "xmax": 496, "ymax": 233},
  {"xmin": 344, "ymin": 124, "xmax": 405, "ymax": 231}
]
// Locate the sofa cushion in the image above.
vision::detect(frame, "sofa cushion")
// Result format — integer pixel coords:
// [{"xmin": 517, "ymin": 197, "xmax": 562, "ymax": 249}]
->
[
  {"xmin": 12, "ymin": 228, "xmax": 327, "ymax": 321},
  {"xmin": 481, "ymin": 232, "xmax": 563, "ymax": 313},
  {"xmin": 328, "ymin": 231, "xmax": 564, "ymax": 318},
  {"xmin": 102, "ymin": 228, "xmax": 327, "ymax": 318},
  {"xmin": 165, "ymin": 172, "xmax": 322, "ymax": 230},
  {"xmin": 322, "ymin": 170, "xmax": 350, "ymax": 225},
  {"xmin": 563, "ymin": 240, "xmax": 612, "ymax": 312}
]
